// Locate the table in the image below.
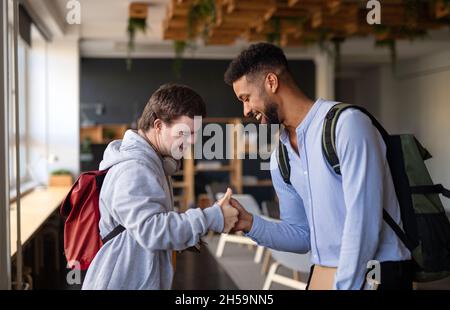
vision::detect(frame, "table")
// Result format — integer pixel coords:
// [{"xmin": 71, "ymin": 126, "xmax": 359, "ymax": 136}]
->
[{"xmin": 10, "ymin": 186, "xmax": 70, "ymax": 257}]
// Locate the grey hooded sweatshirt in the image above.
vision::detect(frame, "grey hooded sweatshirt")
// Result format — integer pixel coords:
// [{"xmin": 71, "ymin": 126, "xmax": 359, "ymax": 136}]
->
[{"xmin": 82, "ymin": 130, "xmax": 224, "ymax": 290}]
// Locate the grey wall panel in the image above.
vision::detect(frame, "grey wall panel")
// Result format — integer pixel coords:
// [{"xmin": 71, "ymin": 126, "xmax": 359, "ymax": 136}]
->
[{"xmin": 80, "ymin": 58, "xmax": 316, "ymax": 124}]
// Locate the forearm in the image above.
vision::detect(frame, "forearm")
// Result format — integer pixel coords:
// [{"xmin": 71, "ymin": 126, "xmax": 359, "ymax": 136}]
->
[
  {"xmin": 246, "ymin": 215, "xmax": 310, "ymax": 253},
  {"xmin": 123, "ymin": 204, "xmax": 223, "ymax": 251}
]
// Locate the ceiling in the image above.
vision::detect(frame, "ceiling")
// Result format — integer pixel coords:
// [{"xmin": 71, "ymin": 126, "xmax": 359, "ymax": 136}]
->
[{"xmin": 46, "ymin": 0, "xmax": 450, "ymax": 63}]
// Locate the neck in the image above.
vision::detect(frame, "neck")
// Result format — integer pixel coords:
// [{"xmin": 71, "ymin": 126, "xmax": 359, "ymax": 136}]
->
[
  {"xmin": 138, "ymin": 129, "xmax": 162, "ymax": 155},
  {"xmin": 280, "ymin": 86, "xmax": 314, "ymax": 133}
]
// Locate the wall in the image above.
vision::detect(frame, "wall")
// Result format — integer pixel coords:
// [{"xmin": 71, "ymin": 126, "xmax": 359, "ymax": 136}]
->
[
  {"xmin": 378, "ymin": 51, "xmax": 450, "ymax": 211},
  {"xmin": 335, "ymin": 66, "xmax": 381, "ymax": 116},
  {"xmin": 47, "ymin": 37, "xmax": 80, "ymax": 176},
  {"xmin": 80, "ymin": 58, "xmax": 316, "ymax": 124}
]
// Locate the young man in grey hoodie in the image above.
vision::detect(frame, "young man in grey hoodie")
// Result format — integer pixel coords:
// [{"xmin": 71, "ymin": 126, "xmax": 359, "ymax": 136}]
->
[{"xmin": 82, "ymin": 84, "xmax": 238, "ymax": 290}]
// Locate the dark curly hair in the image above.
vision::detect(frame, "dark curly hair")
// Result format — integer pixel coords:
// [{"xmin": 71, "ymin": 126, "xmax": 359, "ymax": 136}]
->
[
  {"xmin": 138, "ymin": 84, "xmax": 206, "ymax": 131},
  {"xmin": 224, "ymin": 42, "xmax": 290, "ymax": 85}
]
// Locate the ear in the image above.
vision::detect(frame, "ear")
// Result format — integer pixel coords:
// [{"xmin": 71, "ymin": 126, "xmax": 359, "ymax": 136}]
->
[
  {"xmin": 153, "ymin": 118, "xmax": 163, "ymax": 132},
  {"xmin": 265, "ymin": 73, "xmax": 279, "ymax": 94}
]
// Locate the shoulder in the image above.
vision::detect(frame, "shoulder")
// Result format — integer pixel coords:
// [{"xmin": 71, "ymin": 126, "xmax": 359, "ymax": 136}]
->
[
  {"xmin": 334, "ymin": 107, "xmax": 385, "ymax": 153},
  {"xmin": 109, "ymin": 159, "xmax": 164, "ymax": 183},
  {"xmin": 338, "ymin": 108, "xmax": 372, "ymax": 126}
]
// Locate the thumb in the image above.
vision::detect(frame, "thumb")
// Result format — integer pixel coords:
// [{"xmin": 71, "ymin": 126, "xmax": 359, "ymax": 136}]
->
[
  {"xmin": 218, "ymin": 188, "xmax": 233, "ymax": 206},
  {"xmin": 229, "ymin": 198, "xmax": 244, "ymax": 212}
]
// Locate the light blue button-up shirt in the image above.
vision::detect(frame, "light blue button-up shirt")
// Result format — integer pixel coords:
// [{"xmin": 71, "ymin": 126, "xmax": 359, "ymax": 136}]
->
[{"xmin": 247, "ymin": 98, "xmax": 410, "ymax": 290}]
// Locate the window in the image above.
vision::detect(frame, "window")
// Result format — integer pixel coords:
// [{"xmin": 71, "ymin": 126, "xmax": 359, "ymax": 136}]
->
[
  {"xmin": 8, "ymin": 24, "xmax": 48, "ymax": 199},
  {"xmin": 8, "ymin": 36, "xmax": 30, "ymax": 198}
]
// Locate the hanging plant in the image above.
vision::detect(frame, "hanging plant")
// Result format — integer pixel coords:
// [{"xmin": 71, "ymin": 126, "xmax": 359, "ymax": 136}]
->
[
  {"xmin": 403, "ymin": 0, "xmax": 421, "ymax": 23},
  {"xmin": 374, "ymin": 26, "xmax": 396, "ymax": 70},
  {"xmin": 375, "ymin": 38, "xmax": 397, "ymax": 71},
  {"xmin": 331, "ymin": 37, "xmax": 345, "ymax": 74},
  {"xmin": 316, "ymin": 28, "xmax": 334, "ymax": 57},
  {"xmin": 374, "ymin": 25, "xmax": 390, "ymax": 41},
  {"xmin": 374, "ymin": 23, "xmax": 428, "ymax": 72},
  {"xmin": 187, "ymin": 0, "xmax": 217, "ymax": 40},
  {"xmin": 172, "ymin": 0, "xmax": 216, "ymax": 77},
  {"xmin": 173, "ymin": 40, "xmax": 187, "ymax": 79},
  {"xmin": 266, "ymin": 18, "xmax": 281, "ymax": 46},
  {"xmin": 126, "ymin": 17, "xmax": 147, "ymax": 70}
]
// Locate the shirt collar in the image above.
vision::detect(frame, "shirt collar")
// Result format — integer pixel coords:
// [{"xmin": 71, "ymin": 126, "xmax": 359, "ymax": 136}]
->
[{"xmin": 280, "ymin": 98, "xmax": 325, "ymax": 145}]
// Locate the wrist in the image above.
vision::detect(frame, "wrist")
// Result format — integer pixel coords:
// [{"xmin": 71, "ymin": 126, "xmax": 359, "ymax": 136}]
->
[{"xmin": 243, "ymin": 214, "xmax": 254, "ymax": 233}]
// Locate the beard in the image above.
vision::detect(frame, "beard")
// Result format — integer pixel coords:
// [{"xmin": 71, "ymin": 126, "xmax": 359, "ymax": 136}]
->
[{"xmin": 262, "ymin": 97, "xmax": 280, "ymax": 124}]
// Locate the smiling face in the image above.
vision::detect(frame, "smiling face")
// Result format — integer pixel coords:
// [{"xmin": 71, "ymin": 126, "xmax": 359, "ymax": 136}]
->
[
  {"xmin": 157, "ymin": 115, "xmax": 197, "ymax": 160},
  {"xmin": 232, "ymin": 75, "xmax": 280, "ymax": 125}
]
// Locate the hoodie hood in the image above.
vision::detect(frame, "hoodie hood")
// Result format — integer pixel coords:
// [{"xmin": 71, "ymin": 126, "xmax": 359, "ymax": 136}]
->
[{"xmin": 99, "ymin": 130, "xmax": 162, "ymax": 171}]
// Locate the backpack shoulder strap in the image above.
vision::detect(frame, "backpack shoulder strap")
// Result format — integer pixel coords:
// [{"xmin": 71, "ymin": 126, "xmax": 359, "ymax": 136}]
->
[
  {"xmin": 102, "ymin": 225, "xmax": 126, "ymax": 244},
  {"xmin": 277, "ymin": 140, "xmax": 291, "ymax": 185},
  {"xmin": 95, "ymin": 168, "xmax": 126, "ymax": 244},
  {"xmin": 322, "ymin": 103, "xmax": 354, "ymax": 175},
  {"xmin": 322, "ymin": 103, "xmax": 389, "ymax": 175}
]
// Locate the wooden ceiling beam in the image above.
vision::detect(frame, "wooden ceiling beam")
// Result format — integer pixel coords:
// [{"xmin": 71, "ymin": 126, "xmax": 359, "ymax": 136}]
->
[
  {"xmin": 226, "ymin": 0, "xmax": 276, "ymax": 13},
  {"xmin": 205, "ymin": 35, "xmax": 237, "ymax": 45},
  {"xmin": 129, "ymin": 2, "xmax": 148, "ymax": 19},
  {"xmin": 163, "ymin": 29, "xmax": 189, "ymax": 41},
  {"xmin": 280, "ymin": 31, "xmax": 320, "ymax": 47},
  {"xmin": 163, "ymin": 16, "xmax": 188, "ymax": 30},
  {"xmin": 163, "ymin": 0, "xmax": 448, "ymax": 46},
  {"xmin": 166, "ymin": 1, "xmax": 190, "ymax": 19},
  {"xmin": 435, "ymin": 0, "xmax": 450, "ymax": 18}
]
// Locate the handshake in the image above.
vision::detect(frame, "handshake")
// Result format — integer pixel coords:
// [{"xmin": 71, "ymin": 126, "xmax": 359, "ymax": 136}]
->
[{"xmin": 216, "ymin": 188, "xmax": 253, "ymax": 234}]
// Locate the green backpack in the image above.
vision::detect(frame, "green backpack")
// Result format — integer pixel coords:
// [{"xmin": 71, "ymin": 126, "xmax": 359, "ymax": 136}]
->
[{"xmin": 277, "ymin": 103, "xmax": 450, "ymax": 282}]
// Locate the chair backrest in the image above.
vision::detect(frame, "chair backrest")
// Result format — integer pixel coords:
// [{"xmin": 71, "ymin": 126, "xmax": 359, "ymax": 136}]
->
[
  {"xmin": 270, "ymin": 250, "xmax": 312, "ymax": 273},
  {"xmin": 216, "ymin": 193, "xmax": 261, "ymax": 216}
]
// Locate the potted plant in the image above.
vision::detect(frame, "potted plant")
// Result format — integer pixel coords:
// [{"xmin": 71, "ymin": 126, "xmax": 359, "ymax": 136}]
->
[
  {"xmin": 126, "ymin": 17, "xmax": 147, "ymax": 70},
  {"xmin": 103, "ymin": 128, "xmax": 116, "ymax": 143},
  {"xmin": 49, "ymin": 169, "xmax": 73, "ymax": 187},
  {"xmin": 80, "ymin": 137, "xmax": 94, "ymax": 162}
]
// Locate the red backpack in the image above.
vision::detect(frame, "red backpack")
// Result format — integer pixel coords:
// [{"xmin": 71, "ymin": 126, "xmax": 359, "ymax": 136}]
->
[{"xmin": 60, "ymin": 169, "xmax": 125, "ymax": 270}]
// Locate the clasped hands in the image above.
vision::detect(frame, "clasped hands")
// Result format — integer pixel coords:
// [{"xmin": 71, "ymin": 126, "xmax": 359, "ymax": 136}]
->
[{"xmin": 216, "ymin": 188, "xmax": 253, "ymax": 234}]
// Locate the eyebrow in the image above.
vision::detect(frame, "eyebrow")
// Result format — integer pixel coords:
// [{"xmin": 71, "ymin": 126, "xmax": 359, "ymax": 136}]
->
[{"xmin": 238, "ymin": 93, "xmax": 249, "ymax": 101}]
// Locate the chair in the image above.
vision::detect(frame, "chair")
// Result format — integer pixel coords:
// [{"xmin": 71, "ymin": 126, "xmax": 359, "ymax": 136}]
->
[
  {"xmin": 263, "ymin": 250, "xmax": 311, "ymax": 290},
  {"xmin": 215, "ymin": 194, "xmax": 265, "ymax": 262}
]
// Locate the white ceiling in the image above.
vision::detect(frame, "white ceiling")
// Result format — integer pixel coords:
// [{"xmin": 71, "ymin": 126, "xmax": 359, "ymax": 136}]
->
[
  {"xmin": 54, "ymin": 0, "xmax": 167, "ymax": 41},
  {"xmin": 47, "ymin": 0, "xmax": 450, "ymax": 63}
]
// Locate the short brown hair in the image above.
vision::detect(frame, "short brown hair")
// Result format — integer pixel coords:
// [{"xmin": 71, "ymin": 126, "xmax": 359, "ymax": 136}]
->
[{"xmin": 138, "ymin": 84, "xmax": 207, "ymax": 131}]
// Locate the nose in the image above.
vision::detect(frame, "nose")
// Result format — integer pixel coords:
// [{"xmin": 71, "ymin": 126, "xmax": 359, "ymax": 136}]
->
[{"xmin": 243, "ymin": 102, "xmax": 251, "ymax": 118}]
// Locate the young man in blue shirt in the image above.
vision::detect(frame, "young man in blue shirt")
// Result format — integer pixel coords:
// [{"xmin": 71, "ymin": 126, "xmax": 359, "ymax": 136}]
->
[{"xmin": 224, "ymin": 43, "xmax": 412, "ymax": 290}]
